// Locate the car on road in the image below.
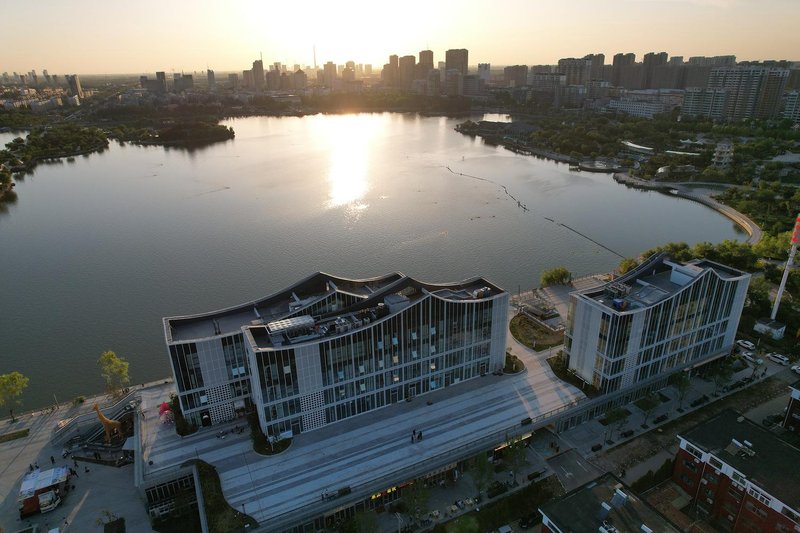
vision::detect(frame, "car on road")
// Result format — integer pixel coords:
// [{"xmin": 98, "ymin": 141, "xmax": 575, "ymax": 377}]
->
[
  {"xmin": 736, "ymin": 339, "xmax": 756, "ymax": 351},
  {"xmin": 766, "ymin": 353, "xmax": 790, "ymax": 365},
  {"xmin": 792, "ymin": 365, "xmax": 800, "ymax": 375},
  {"xmin": 741, "ymin": 352, "xmax": 764, "ymax": 365}
]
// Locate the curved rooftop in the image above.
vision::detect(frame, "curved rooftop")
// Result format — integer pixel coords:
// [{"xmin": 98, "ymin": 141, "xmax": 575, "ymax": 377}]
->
[{"xmin": 164, "ymin": 272, "xmax": 505, "ymax": 343}]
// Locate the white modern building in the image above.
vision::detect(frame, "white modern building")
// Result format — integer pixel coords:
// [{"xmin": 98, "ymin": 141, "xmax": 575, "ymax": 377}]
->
[
  {"xmin": 164, "ymin": 272, "xmax": 508, "ymax": 437},
  {"xmin": 565, "ymin": 254, "xmax": 750, "ymax": 394}
]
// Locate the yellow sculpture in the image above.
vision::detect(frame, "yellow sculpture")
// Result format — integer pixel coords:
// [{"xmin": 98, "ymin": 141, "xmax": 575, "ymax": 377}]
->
[{"xmin": 93, "ymin": 403, "xmax": 122, "ymax": 444}]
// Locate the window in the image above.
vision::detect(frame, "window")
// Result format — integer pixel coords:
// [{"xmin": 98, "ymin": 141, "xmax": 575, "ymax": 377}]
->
[
  {"xmin": 709, "ymin": 456, "xmax": 723, "ymax": 469},
  {"xmin": 685, "ymin": 443, "xmax": 703, "ymax": 459}
]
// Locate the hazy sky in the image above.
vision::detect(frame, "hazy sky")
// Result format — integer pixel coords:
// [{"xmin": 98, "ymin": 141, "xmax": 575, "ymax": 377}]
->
[{"xmin": 4, "ymin": 0, "xmax": 798, "ymax": 74}]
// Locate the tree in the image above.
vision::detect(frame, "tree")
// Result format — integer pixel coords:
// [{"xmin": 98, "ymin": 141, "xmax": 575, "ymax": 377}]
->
[
  {"xmin": 97, "ymin": 350, "xmax": 130, "ymax": 397},
  {"xmin": 0, "ymin": 371, "xmax": 29, "ymax": 422},
  {"xmin": 637, "ymin": 393, "xmax": 660, "ymax": 428},
  {"xmin": 618, "ymin": 258, "xmax": 639, "ymax": 274},
  {"xmin": 505, "ymin": 435, "xmax": 528, "ymax": 485},
  {"xmin": 604, "ymin": 407, "xmax": 630, "ymax": 440},
  {"xmin": 710, "ymin": 360, "xmax": 734, "ymax": 395},
  {"xmin": 672, "ymin": 372, "xmax": 692, "ymax": 411},
  {"xmin": 469, "ymin": 452, "xmax": 494, "ymax": 498},
  {"xmin": 540, "ymin": 267, "xmax": 572, "ymax": 287},
  {"xmin": 342, "ymin": 510, "xmax": 379, "ymax": 533},
  {"xmin": 403, "ymin": 481, "xmax": 429, "ymax": 522}
]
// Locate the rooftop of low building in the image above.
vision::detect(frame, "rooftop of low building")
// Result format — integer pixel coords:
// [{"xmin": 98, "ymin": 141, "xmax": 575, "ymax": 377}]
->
[
  {"xmin": 679, "ymin": 408, "xmax": 800, "ymax": 510},
  {"xmin": 539, "ymin": 472, "xmax": 681, "ymax": 532}
]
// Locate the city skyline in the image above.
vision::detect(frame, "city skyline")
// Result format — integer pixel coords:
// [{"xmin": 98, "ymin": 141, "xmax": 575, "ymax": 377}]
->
[{"xmin": 3, "ymin": 0, "xmax": 799, "ymax": 75}]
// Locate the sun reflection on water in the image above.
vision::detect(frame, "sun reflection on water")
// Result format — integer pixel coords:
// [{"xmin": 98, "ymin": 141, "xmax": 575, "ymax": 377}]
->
[{"xmin": 321, "ymin": 115, "xmax": 379, "ymax": 211}]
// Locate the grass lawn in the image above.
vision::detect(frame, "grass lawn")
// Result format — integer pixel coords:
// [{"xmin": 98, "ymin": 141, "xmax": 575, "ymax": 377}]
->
[
  {"xmin": 509, "ymin": 315, "xmax": 563, "ymax": 351},
  {"xmin": 0, "ymin": 428, "xmax": 29, "ymax": 443}
]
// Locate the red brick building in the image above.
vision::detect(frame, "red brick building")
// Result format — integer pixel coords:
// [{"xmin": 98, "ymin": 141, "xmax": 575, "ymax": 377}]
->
[{"xmin": 673, "ymin": 409, "xmax": 800, "ymax": 532}]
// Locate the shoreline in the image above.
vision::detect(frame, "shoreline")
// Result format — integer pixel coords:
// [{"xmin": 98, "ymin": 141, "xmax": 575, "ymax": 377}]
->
[
  {"xmin": 452, "ymin": 125, "xmax": 761, "ymax": 246},
  {"xmin": 612, "ymin": 172, "xmax": 762, "ymax": 245}
]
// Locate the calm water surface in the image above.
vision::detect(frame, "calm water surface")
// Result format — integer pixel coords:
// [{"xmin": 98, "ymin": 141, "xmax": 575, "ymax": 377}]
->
[{"xmin": 0, "ymin": 114, "xmax": 744, "ymax": 408}]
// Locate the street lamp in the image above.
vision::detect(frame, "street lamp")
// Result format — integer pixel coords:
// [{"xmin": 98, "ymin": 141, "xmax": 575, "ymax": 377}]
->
[{"xmin": 394, "ymin": 512, "xmax": 404, "ymax": 533}]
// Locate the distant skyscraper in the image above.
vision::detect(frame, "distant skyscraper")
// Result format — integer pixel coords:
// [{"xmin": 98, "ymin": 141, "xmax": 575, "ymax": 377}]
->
[
  {"xmin": 427, "ymin": 69, "xmax": 441, "ymax": 95},
  {"xmin": 398, "ymin": 55, "xmax": 416, "ymax": 89},
  {"xmin": 477, "ymin": 63, "xmax": 491, "ymax": 83},
  {"xmin": 323, "ymin": 61, "xmax": 337, "ymax": 89},
  {"xmin": 266, "ymin": 69, "xmax": 281, "ymax": 90},
  {"xmin": 417, "ymin": 50, "xmax": 434, "ymax": 79},
  {"xmin": 706, "ymin": 66, "xmax": 789, "ymax": 120},
  {"xmin": 642, "ymin": 52, "xmax": 668, "ymax": 89},
  {"xmin": 342, "ymin": 66, "xmax": 356, "ymax": 83},
  {"xmin": 65, "ymin": 74, "xmax": 83, "ymax": 98},
  {"xmin": 252, "ymin": 59, "xmax": 265, "ymax": 91},
  {"xmin": 293, "ymin": 69, "xmax": 307, "ymax": 90},
  {"xmin": 156, "ymin": 71, "xmax": 167, "ymax": 93},
  {"xmin": 242, "ymin": 70, "xmax": 254, "ymax": 88},
  {"xmin": 444, "ymin": 69, "xmax": 463, "ymax": 96},
  {"xmin": 612, "ymin": 53, "xmax": 635, "ymax": 86},
  {"xmin": 503, "ymin": 65, "xmax": 528, "ymax": 87},
  {"xmin": 688, "ymin": 55, "xmax": 736, "ymax": 67},
  {"xmin": 557, "ymin": 58, "xmax": 591, "ymax": 86},
  {"xmin": 445, "ymin": 49, "xmax": 469, "ymax": 76},
  {"xmin": 583, "ymin": 53, "xmax": 605, "ymax": 80},
  {"xmin": 388, "ymin": 55, "xmax": 399, "ymax": 87},
  {"xmin": 228, "ymin": 73, "xmax": 240, "ymax": 90},
  {"xmin": 207, "ymin": 69, "xmax": 216, "ymax": 90},
  {"xmin": 364, "ymin": 64, "xmax": 372, "ymax": 76}
]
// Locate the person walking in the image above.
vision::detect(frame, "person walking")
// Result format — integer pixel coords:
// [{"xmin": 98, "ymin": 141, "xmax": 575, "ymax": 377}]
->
[{"xmin": 50, "ymin": 455, "xmax": 55, "ymax": 465}]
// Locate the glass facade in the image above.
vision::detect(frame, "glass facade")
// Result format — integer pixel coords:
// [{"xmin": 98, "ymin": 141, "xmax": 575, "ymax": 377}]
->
[
  {"xmin": 165, "ymin": 274, "xmax": 508, "ymax": 430},
  {"xmin": 249, "ymin": 295, "xmax": 504, "ymax": 438},
  {"xmin": 566, "ymin": 258, "xmax": 749, "ymax": 394}
]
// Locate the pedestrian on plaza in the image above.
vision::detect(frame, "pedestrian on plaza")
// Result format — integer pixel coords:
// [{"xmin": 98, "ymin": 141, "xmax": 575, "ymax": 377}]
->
[
  {"xmin": 34, "ymin": 462, "xmax": 39, "ymax": 469},
  {"xmin": 29, "ymin": 464, "xmax": 34, "ymax": 472},
  {"xmin": 418, "ymin": 430, "xmax": 423, "ymax": 441},
  {"xmin": 84, "ymin": 466, "xmax": 90, "ymax": 473},
  {"xmin": 73, "ymin": 458, "xmax": 78, "ymax": 468},
  {"xmin": 50, "ymin": 455, "xmax": 55, "ymax": 465},
  {"xmin": 411, "ymin": 434, "xmax": 415, "ymax": 444}
]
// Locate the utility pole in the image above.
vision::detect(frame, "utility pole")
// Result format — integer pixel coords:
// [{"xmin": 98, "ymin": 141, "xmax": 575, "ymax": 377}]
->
[{"xmin": 771, "ymin": 213, "xmax": 800, "ymax": 321}]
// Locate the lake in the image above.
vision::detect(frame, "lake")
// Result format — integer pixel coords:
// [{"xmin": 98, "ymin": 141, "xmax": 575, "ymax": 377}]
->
[{"xmin": 0, "ymin": 113, "xmax": 744, "ymax": 409}]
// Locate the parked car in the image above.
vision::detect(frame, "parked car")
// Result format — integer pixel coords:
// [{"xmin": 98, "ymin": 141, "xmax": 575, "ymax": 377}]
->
[
  {"xmin": 791, "ymin": 365, "xmax": 800, "ymax": 375},
  {"xmin": 741, "ymin": 352, "xmax": 763, "ymax": 365},
  {"xmin": 766, "ymin": 353, "xmax": 790, "ymax": 366},
  {"xmin": 736, "ymin": 339, "xmax": 756, "ymax": 351}
]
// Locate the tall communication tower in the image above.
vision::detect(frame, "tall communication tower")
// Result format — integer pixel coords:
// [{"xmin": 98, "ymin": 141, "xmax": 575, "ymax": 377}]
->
[{"xmin": 770, "ymin": 213, "xmax": 800, "ymax": 320}]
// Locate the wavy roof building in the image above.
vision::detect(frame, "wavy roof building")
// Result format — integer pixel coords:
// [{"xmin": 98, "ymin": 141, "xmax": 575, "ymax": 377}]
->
[
  {"xmin": 565, "ymin": 254, "xmax": 750, "ymax": 394},
  {"xmin": 164, "ymin": 272, "xmax": 508, "ymax": 436}
]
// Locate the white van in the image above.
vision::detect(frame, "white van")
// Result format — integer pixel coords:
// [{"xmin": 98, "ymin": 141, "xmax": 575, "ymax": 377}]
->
[{"xmin": 767, "ymin": 353, "xmax": 789, "ymax": 366}]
